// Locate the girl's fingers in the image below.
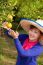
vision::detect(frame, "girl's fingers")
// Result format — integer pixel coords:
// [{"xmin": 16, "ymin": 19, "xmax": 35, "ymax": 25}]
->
[
  {"xmin": 16, "ymin": 31, "xmax": 19, "ymax": 36},
  {"xmin": 8, "ymin": 29, "xmax": 16, "ymax": 35},
  {"xmin": 8, "ymin": 30, "xmax": 19, "ymax": 38},
  {"xmin": 2, "ymin": 22, "xmax": 10, "ymax": 30}
]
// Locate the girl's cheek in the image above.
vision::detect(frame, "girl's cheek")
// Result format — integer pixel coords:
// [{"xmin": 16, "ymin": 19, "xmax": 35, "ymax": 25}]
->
[{"xmin": 35, "ymin": 33, "xmax": 40, "ymax": 39}]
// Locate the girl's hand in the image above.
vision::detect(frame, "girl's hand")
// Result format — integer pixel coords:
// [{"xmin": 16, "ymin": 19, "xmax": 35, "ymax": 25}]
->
[
  {"xmin": 2, "ymin": 22, "xmax": 19, "ymax": 39},
  {"xmin": 2, "ymin": 22, "xmax": 10, "ymax": 30},
  {"xmin": 8, "ymin": 29, "xmax": 19, "ymax": 39}
]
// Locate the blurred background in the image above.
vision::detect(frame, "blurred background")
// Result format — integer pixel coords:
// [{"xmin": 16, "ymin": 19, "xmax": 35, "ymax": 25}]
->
[{"xmin": 0, "ymin": 0, "xmax": 43, "ymax": 65}]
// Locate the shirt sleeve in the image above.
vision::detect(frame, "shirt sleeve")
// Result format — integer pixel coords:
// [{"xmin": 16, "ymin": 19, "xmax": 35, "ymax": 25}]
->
[{"xmin": 14, "ymin": 38, "xmax": 43, "ymax": 57}]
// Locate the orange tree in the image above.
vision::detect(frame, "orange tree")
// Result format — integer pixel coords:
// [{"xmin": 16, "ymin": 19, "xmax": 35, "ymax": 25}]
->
[
  {"xmin": 0, "ymin": 0, "xmax": 43, "ymax": 29},
  {"xmin": 0, "ymin": 0, "xmax": 20, "ymax": 27}
]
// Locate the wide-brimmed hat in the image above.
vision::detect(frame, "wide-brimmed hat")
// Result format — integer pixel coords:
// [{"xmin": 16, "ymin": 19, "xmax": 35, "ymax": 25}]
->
[{"xmin": 20, "ymin": 19, "xmax": 43, "ymax": 33}]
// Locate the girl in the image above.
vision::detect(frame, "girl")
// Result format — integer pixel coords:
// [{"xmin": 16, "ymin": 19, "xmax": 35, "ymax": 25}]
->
[{"xmin": 2, "ymin": 19, "xmax": 43, "ymax": 65}]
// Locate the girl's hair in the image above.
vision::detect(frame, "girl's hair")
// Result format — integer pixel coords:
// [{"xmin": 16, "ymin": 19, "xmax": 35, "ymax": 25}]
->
[
  {"xmin": 39, "ymin": 34, "xmax": 43, "ymax": 45},
  {"xmin": 30, "ymin": 25, "xmax": 37, "ymax": 29},
  {"xmin": 30, "ymin": 25, "xmax": 43, "ymax": 34}
]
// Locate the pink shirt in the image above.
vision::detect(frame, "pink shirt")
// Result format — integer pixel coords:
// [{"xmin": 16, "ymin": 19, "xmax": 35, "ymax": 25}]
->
[{"xmin": 23, "ymin": 38, "xmax": 38, "ymax": 50}]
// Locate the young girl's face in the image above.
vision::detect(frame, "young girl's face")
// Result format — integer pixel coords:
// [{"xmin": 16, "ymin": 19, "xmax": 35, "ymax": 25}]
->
[{"xmin": 29, "ymin": 28, "xmax": 41, "ymax": 41}]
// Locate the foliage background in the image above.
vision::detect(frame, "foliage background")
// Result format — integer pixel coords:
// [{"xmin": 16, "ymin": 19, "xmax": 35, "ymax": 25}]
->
[
  {"xmin": 0, "ymin": 0, "xmax": 43, "ymax": 65},
  {"xmin": 0, "ymin": 0, "xmax": 43, "ymax": 29}
]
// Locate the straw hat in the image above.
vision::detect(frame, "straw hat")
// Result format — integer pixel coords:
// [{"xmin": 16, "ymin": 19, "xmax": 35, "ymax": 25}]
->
[{"xmin": 20, "ymin": 19, "xmax": 43, "ymax": 33}]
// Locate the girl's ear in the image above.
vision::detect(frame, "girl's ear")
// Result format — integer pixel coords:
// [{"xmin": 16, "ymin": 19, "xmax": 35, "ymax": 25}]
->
[{"xmin": 39, "ymin": 36, "xmax": 43, "ymax": 45}]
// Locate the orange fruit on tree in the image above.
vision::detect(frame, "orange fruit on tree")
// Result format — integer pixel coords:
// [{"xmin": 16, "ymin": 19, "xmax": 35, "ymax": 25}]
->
[{"xmin": 6, "ymin": 22, "xmax": 12, "ymax": 28}]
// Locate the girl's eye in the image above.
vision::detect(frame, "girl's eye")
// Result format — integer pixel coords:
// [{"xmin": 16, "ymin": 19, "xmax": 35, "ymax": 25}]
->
[
  {"xmin": 30, "ymin": 29, "xmax": 40, "ymax": 34},
  {"xmin": 34, "ymin": 30, "xmax": 39, "ymax": 34},
  {"xmin": 30, "ymin": 29, "xmax": 37, "ymax": 32},
  {"xmin": 34, "ymin": 31, "xmax": 38, "ymax": 33}
]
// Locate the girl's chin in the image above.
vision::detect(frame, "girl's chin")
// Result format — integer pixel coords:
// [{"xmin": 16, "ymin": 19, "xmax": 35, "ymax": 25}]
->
[{"xmin": 29, "ymin": 38, "xmax": 36, "ymax": 41}]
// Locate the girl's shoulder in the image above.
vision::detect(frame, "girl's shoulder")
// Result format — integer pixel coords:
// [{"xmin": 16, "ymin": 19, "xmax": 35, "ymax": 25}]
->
[
  {"xmin": 18, "ymin": 34, "xmax": 28, "ymax": 40},
  {"xmin": 33, "ymin": 42, "xmax": 43, "ymax": 50},
  {"xmin": 18, "ymin": 33, "xmax": 28, "ymax": 37},
  {"xmin": 18, "ymin": 34, "xmax": 28, "ymax": 44}
]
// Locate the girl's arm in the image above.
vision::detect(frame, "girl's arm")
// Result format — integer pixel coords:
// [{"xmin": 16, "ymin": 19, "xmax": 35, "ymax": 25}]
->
[{"xmin": 14, "ymin": 38, "xmax": 43, "ymax": 57}]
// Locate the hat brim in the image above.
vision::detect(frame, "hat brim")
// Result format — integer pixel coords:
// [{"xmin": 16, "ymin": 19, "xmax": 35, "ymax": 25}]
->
[{"xmin": 20, "ymin": 19, "xmax": 43, "ymax": 33}]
